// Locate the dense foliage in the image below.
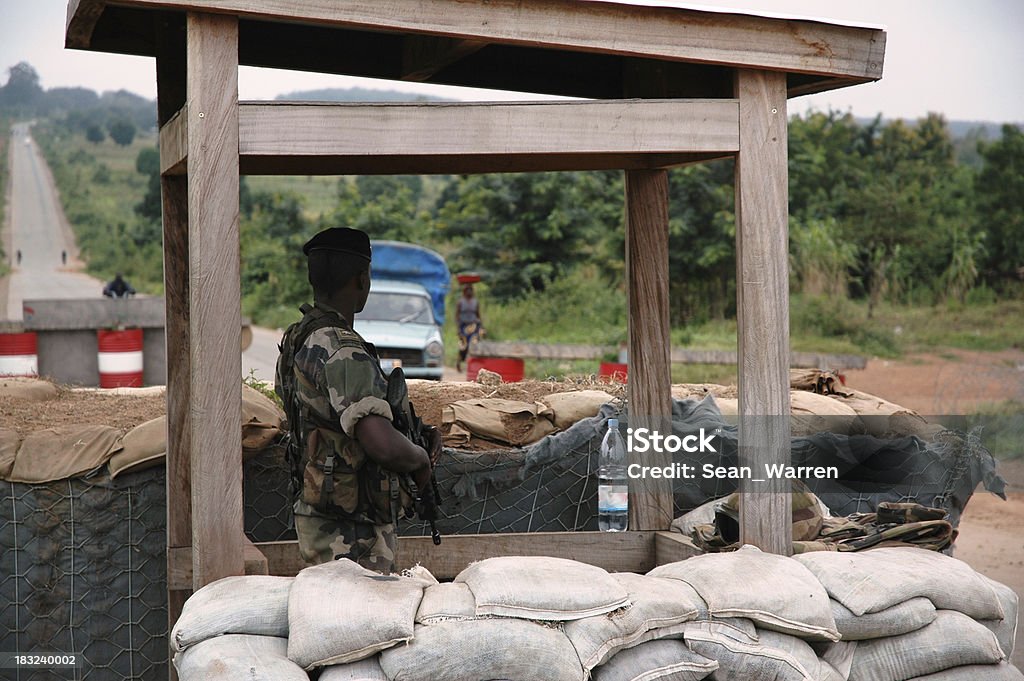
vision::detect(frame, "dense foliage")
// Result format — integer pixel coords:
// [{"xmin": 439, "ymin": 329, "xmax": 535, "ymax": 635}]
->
[{"xmin": 4, "ymin": 63, "xmax": 1021, "ymax": 347}]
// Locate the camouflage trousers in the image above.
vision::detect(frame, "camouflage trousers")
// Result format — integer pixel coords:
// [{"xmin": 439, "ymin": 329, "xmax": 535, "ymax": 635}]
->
[{"xmin": 293, "ymin": 501, "xmax": 397, "ymax": 573}]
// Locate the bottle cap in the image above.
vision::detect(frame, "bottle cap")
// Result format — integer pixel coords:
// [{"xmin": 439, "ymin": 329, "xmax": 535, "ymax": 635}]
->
[{"xmin": 608, "ymin": 418, "xmax": 618, "ymax": 428}]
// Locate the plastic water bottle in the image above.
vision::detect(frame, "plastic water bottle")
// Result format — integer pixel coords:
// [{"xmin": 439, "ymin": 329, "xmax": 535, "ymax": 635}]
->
[{"xmin": 598, "ymin": 418, "xmax": 628, "ymax": 531}]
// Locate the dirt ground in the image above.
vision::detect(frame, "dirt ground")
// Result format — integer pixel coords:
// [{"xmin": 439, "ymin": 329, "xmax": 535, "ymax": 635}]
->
[{"xmin": 3, "ymin": 351, "xmax": 1022, "ymax": 662}]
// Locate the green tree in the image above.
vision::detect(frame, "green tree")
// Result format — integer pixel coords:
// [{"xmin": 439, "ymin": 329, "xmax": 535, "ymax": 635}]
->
[
  {"xmin": 975, "ymin": 125, "xmax": 1024, "ymax": 289},
  {"xmin": 0, "ymin": 62, "xmax": 43, "ymax": 111},
  {"xmin": 436, "ymin": 172, "xmax": 620, "ymax": 302},
  {"xmin": 107, "ymin": 118, "xmax": 136, "ymax": 146},
  {"xmin": 85, "ymin": 124, "xmax": 105, "ymax": 144}
]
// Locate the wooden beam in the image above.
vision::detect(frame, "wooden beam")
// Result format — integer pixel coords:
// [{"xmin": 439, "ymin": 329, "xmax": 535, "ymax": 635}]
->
[
  {"xmin": 402, "ymin": 35, "xmax": 488, "ymax": 81},
  {"xmin": 169, "ymin": 533, "xmax": 657, "ymax": 585},
  {"xmin": 159, "ymin": 104, "xmax": 187, "ymax": 175},
  {"xmin": 625, "ymin": 170, "xmax": 673, "ymax": 532},
  {"xmin": 156, "ymin": 23, "xmax": 190, "ymax": 673},
  {"xmin": 64, "ymin": 0, "xmax": 103, "ymax": 50},
  {"xmin": 734, "ymin": 69, "xmax": 792, "ymax": 556},
  {"xmin": 185, "ymin": 11, "xmax": 244, "ymax": 588},
  {"xmin": 237, "ymin": 100, "xmax": 739, "ymax": 175},
  {"xmin": 66, "ymin": 0, "xmax": 885, "ymax": 81},
  {"xmin": 654, "ymin": 531, "xmax": 704, "ymax": 565}
]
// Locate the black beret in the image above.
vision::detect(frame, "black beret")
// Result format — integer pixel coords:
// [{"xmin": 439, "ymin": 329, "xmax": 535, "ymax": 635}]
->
[{"xmin": 302, "ymin": 227, "xmax": 372, "ymax": 260}]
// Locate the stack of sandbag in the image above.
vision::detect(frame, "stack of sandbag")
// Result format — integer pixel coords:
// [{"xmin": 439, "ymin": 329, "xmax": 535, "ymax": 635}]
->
[
  {"xmin": 108, "ymin": 384, "xmax": 284, "ymax": 478},
  {"xmin": 172, "ymin": 548, "xmax": 1021, "ymax": 681},
  {"xmin": 442, "ymin": 389, "xmax": 615, "ymax": 447},
  {"xmin": 796, "ymin": 547, "xmax": 1019, "ymax": 681}
]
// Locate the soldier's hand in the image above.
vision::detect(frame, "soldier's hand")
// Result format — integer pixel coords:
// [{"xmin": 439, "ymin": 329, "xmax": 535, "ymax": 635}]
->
[
  {"xmin": 424, "ymin": 425, "xmax": 442, "ymax": 466},
  {"xmin": 413, "ymin": 462, "xmax": 432, "ymax": 491}
]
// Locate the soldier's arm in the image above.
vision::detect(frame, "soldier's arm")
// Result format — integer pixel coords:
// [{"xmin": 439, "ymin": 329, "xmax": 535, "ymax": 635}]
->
[{"xmin": 355, "ymin": 415, "xmax": 431, "ymax": 489}]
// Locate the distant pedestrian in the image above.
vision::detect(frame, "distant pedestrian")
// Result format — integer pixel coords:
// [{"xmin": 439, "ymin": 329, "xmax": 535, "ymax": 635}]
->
[
  {"xmin": 61, "ymin": 250, "xmax": 67, "ymax": 265},
  {"xmin": 16, "ymin": 250, "xmax": 21, "ymax": 265},
  {"xmin": 455, "ymin": 283, "xmax": 483, "ymax": 373},
  {"xmin": 103, "ymin": 273, "xmax": 136, "ymax": 298}
]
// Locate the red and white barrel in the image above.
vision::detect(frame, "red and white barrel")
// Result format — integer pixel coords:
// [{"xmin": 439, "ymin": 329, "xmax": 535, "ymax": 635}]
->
[
  {"xmin": 0, "ymin": 332, "xmax": 39, "ymax": 377},
  {"xmin": 97, "ymin": 329, "xmax": 144, "ymax": 388}
]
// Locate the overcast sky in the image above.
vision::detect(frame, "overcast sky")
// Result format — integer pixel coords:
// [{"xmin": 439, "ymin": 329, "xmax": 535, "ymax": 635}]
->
[{"xmin": 1, "ymin": 0, "xmax": 1022, "ymax": 123}]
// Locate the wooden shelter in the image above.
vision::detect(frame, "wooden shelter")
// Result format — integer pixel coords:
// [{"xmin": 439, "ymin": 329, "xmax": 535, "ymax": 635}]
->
[{"xmin": 65, "ymin": 0, "xmax": 885, "ymax": 645}]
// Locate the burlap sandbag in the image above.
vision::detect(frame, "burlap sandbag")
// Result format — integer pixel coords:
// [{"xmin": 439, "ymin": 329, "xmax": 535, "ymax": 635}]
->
[
  {"xmin": 0, "ymin": 429, "xmax": 20, "ymax": 480},
  {"xmin": 683, "ymin": 620, "xmax": 811, "ymax": 681},
  {"xmin": 980, "ymin": 575, "xmax": 1019, "ymax": 659},
  {"xmin": 415, "ymin": 582, "xmax": 477, "ymax": 625},
  {"xmin": 454, "ymin": 556, "xmax": 630, "ymax": 621},
  {"xmin": 242, "ymin": 384, "xmax": 284, "ymax": 452},
  {"xmin": 650, "ymin": 545, "xmax": 840, "ymax": 641},
  {"xmin": 442, "ymin": 398, "xmax": 557, "ymax": 447},
  {"xmin": 319, "ymin": 656, "xmax": 389, "ymax": 681},
  {"xmin": 173, "ymin": 634, "xmax": 307, "ymax": 681},
  {"xmin": 108, "ymin": 415, "xmax": 166, "ymax": 479},
  {"xmin": 0, "ymin": 377, "xmax": 59, "ymax": 401},
  {"xmin": 5, "ymin": 424, "xmax": 122, "ymax": 483},
  {"xmin": 849, "ymin": 610, "xmax": 1005, "ymax": 681},
  {"xmin": 592, "ymin": 639, "xmax": 718, "ymax": 681},
  {"xmin": 907, "ymin": 662, "xmax": 1024, "ymax": 680},
  {"xmin": 564, "ymin": 572, "xmax": 703, "ymax": 671},
  {"xmin": 831, "ymin": 596, "xmax": 936, "ymax": 641},
  {"xmin": 379, "ymin": 619, "xmax": 585, "ymax": 681},
  {"xmin": 833, "ymin": 388, "xmax": 941, "ymax": 439},
  {"xmin": 790, "ymin": 390, "xmax": 865, "ymax": 436},
  {"xmin": 170, "ymin": 575, "xmax": 293, "ymax": 652},
  {"xmin": 756, "ymin": 629, "xmax": 846, "ymax": 681},
  {"xmin": 539, "ymin": 390, "xmax": 615, "ymax": 430},
  {"xmin": 794, "ymin": 547, "xmax": 1005, "ymax": 619},
  {"xmin": 287, "ymin": 559, "xmax": 427, "ymax": 669}
]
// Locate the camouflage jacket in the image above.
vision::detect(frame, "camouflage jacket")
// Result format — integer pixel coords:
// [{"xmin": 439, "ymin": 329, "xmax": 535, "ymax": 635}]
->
[{"xmin": 276, "ymin": 301, "xmax": 399, "ymax": 524}]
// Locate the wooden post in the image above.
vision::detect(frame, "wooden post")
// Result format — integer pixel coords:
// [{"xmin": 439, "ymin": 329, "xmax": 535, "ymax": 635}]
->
[
  {"xmin": 185, "ymin": 12, "xmax": 244, "ymax": 586},
  {"xmin": 156, "ymin": 16, "xmax": 190, "ymax": 669},
  {"xmin": 625, "ymin": 169, "xmax": 674, "ymax": 531},
  {"xmin": 734, "ymin": 68, "xmax": 792, "ymax": 555}
]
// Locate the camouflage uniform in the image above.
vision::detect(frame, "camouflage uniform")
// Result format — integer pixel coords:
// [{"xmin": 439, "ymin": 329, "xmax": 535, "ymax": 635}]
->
[{"xmin": 278, "ymin": 301, "xmax": 399, "ymax": 573}]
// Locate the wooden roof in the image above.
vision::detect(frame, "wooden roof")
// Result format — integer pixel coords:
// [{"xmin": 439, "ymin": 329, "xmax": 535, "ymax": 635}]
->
[{"xmin": 66, "ymin": 0, "xmax": 885, "ymax": 100}]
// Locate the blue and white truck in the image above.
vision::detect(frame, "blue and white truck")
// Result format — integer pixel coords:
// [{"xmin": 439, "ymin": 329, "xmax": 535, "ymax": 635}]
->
[{"xmin": 354, "ymin": 240, "xmax": 450, "ymax": 381}]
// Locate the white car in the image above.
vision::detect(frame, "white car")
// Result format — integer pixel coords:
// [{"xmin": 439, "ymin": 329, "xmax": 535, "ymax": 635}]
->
[{"xmin": 354, "ymin": 279, "xmax": 445, "ymax": 380}]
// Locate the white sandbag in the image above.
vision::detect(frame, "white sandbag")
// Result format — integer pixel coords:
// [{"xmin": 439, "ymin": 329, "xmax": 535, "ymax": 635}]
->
[
  {"xmin": 849, "ymin": 610, "xmax": 1005, "ymax": 681},
  {"xmin": 592, "ymin": 639, "xmax": 718, "ymax": 681},
  {"xmin": 790, "ymin": 390, "xmax": 865, "ymax": 436},
  {"xmin": 756, "ymin": 629, "xmax": 845, "ymax": 681},
  {"xmin": 454, "ymin": 556, "xmax": 629, "ymax": 621},
  {"xmin": 170, "ymin": 575, "xmax": 293, "ymax": 652},
  {"xmin": 821, "ymin": 640, "xmax": 857, "ymax": 680},
  {"xmin": 319, "ymin": 656, "xmax": 388, "ymax": 681},
  {"xmin": 173, "ymin": 634, "xmax": 308, "ymax": 681},
  {"xmin": 794, "ymin": 547, "xmax": 1005, "ymax": 619},
  {"xmin": 979, "ymin": 575, "xmax": 1019, "ymax": 659},
  {"xmin": 564, "ymin": 572, "xmax": 703, "ymax": 670},
  {"xmin": 830, "ymin": 596, "xmax": 936, "ymax": 641},
  {"xmin": 287, "ymin": 559, "xmax": 426, "ymax": 669},
  {"xmin": 670, "ymin": 498, "xmax": 718, "ymax": 537},
  {"xmin": 539, "ymin": 390, "xmax": 616, "ymax": 429},
  {"xmin": 907, "ymin": 662, "xmax": 1024, "ymax": 680},
  {"xmin": 378, "ymin": 619, "xmax": 585, "ymax": 681},
  {"xmin": 649, "ymin": 545, "xmax": 839, "ymax": 641},
  {"xmin": 683, "ymin": 620, "xmax": 811, "ymax": 681},
  {"xmin": 415, "ymin": 582, "xmax": 477, "ymax": 624}
]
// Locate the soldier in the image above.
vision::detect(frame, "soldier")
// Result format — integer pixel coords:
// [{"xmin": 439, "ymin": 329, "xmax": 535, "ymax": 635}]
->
[{"xmin": 276, "ymin": 227, "xmax": 438, "ymax": 573}]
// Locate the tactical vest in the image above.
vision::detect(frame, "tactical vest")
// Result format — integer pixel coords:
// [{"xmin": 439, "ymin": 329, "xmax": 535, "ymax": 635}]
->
[{"xmin": 276, "ymin": 303, "xmax": 415, "ymax": 525}]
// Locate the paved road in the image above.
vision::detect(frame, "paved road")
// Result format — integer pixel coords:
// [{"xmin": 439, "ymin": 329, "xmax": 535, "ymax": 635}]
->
[
  {"xmin": 0, "ymin": 122, "xmax": 285, "ymax": 383},
  {"xmin": 2, "ymin": 123, "xmax": 106, "ymax": 320}
]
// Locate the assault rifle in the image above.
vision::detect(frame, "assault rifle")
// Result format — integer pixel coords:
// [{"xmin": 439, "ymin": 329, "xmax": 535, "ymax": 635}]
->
[{"xmin": 386, "ymin": 368, "xmax": 443, "ymax": 545}]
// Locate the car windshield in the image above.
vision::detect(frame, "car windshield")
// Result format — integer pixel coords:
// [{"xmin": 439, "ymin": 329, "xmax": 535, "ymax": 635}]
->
[{"xmin": 358, "ymin": 292, "xmax": 435, "ymax": 324}]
